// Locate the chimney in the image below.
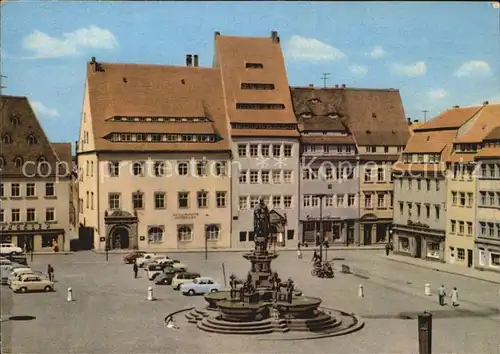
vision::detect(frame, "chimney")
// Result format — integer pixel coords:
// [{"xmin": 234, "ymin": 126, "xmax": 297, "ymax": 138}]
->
[
  {"xmin": 91, "ymin": 57, "xmax": 96, "ymax": 64},
  {"xmin": 214, "ymin": 31, "xmax": 220, "ymax": 40},
  {"xmin": 407, "ymin": 117, "xmax": 412, "ymax": 125},
  {"xmin": 193, "ymin": 54, "xmax": 199, "ymax": 67},
  {"xmin": 414, "ymin": 119, "xmax": 419, "ymax": 123},
  {"xmin": 335, "ymin": 84, "xmax": 339, "ymax": 88},
  {"xmin": 271, "ymin": 31, "xmax": 279, "ymax": 43},
  {"xmin": 341, "ymin": 84, "xmax": 346, "ymax": 88},
  {"xmin": 186, "ymin": 54, "xmax": 193, "ymax": 67},
  {"xmin": 453, "ymin": 105, "xmax": 460, "ymax": 108},
  {"xmin": 308, "ymin": 84, "xmax": 314, "ymax": 88},
  {"xmin": 483, "ymin": 101, "xmax": 489, "ymax": 105}
]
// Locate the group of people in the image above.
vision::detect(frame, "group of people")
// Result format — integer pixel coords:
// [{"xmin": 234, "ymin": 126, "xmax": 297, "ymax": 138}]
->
[{"xmin": 438, "ymin": 284, "xmax": 459, "ymax": 306}]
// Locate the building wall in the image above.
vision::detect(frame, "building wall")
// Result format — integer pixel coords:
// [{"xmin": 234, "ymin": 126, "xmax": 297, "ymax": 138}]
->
[
  {"xmin": 445, "ymin": 168, "xmax": 476, "ymax": 267},
  {"xmin": 77, "ymin": 154, "xmax": 99, "ymax": 233},
  {"xmin": 230, "ymin": 138, "xmax": 300, "ymax": 248},
  {"xmin": 299, "ymin": 145, "xmax": 359, "ymax": 245},
  {"xmin": 475, "ymin": 160, "xmax": 500, "ymax": 272},
  {"xmin": 92, "ymin": 152, "xmax": 232, "ymax": 251},
  {"xmin": 0, "ymin": 178, "xmax": 71, "ymax": 251}
]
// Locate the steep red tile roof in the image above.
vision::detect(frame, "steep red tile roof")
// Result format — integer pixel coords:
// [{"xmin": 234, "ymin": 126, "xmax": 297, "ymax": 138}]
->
[
  {"xmin": 415, "ymin": 106, "xmax": 481, "ymax": 131},
  {"xmin": 454, "ymin": 104, "xmax": 500, "ymax": 143}
]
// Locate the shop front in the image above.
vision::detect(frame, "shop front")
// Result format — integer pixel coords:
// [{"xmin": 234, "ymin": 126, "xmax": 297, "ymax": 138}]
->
[
  {"xmin": 359, "ymin": 213, "xmax": 392, "ymax": 245},
  {"xmin": 393, "ymin": 221, "xmax": 445, "ymax": 261},
  {"xmin": 300, "ymin": 217, "xmax": 355, "ymax": 246},
  {"xmin": 476, "ymin": 242, "xmax": 500, "ymax": 273},
  {"xmin": 0, "ymin": 226, "xmax": 66, "ymax": 252}
]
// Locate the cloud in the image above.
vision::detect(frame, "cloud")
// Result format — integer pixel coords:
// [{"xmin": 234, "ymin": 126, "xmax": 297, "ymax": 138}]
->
[
  {"xmin": 22, "ymin": 25, "xmax": 118, "ymax": 59},
  {"xmin": 348, "ymin": 64, "xmax": 368, "ymax": 76},
  {"xmin": 391, "ymin": 61, "xmax": 426, "ymax": 77},
  {"xmin": 30, "ymin": 101, "xmax": 59, "ymax": 117},
  {"xmin": 453, "ymin": 60, "xmax": 491, "ymax": 78},
  {"xmin": 428, "ymin": 88, "xmax": 448, "ymax": 101},
  {"xmin": 285, "ymin": 35, "xmax": 346, "ymax": 61},
  {"xmin": 369, "ymin": 45, "xmax": 386, "ymax": 58}
]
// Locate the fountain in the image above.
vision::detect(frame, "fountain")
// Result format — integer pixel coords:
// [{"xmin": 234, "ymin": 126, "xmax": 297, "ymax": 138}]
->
[{"xmin": 184, "ymin": 200, "xmax": 364, "ymax": 338}]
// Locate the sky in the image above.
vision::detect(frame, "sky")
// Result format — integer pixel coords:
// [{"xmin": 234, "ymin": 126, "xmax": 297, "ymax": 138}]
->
[{"xmin": 1, "ymin": 1, "xmax": 499, "ymax": 144}]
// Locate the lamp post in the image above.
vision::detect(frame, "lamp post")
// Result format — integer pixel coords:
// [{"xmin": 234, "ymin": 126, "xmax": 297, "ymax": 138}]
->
[{"xmin": 316, "ymin": 194, "xmax": 326, "ymax": 263}]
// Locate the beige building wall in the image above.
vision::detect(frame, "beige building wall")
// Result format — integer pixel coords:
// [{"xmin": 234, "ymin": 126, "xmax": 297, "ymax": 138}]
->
[
  {"xmin": 1, "ymin": 178, "xmax": 71, "ymax": 251},
  {"xmin": 445, "ymin": 170, "xmax": 476, "ymax": 267},
  {"xmin": 92, "ymin": 152, "xmax": 231, "ymax": 251}
]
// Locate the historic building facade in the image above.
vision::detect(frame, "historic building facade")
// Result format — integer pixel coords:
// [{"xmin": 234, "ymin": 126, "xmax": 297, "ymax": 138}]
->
[
  {"xmin": 0, "ymin": 95, "xmax": 73, "ymax": 251},
  {"xmin": 291, "ymin": 87, "xmax": 359, "ymax": 245},
  {"xmin": 214, "ymin": 31, "xmax": 300, "ymax": 248},
  {"xmin": 77, "ymin": 57, "xmax": 232, "ymax": 250}
]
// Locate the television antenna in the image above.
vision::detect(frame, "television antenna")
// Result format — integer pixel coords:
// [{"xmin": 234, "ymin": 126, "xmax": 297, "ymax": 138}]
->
[{"xmin": 320, "ymin": 73, "xmax": 330, "ymax": 88}]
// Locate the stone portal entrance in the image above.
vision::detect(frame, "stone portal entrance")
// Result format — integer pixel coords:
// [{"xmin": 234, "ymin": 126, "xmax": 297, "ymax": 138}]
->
[
  {"xmin": 269, "ymin": 210, "xmax": 287, "ymax": 248},
  {"xmin": 104, "ymin": 210, "xmax": 138, "ymax": 250}
]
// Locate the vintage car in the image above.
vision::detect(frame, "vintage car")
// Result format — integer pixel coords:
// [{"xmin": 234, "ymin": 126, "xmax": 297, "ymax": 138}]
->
[
  {"xmin": 123, "ymin": 251, "xmax": 146, "ymax": 264},
  {"xmin": 153, "ymin": 268, "xmax": 186, "ymax": 284},
  {"xmin": 7, "ymin": 268, "xmax": 43, "ymax": 285},
  {"xmin": 136, "ymin": 254, "xmax": 171, "ymax": 268},
  {"xmin": 171, "ymin": 272, "xmax": 201, "ymax": 290},
  {"xmin": 0, "ymin": 243, "xmax": 23, "ymax": 256},
  {"xmin": 180, "ymin": 277, "xmax": 224, "ymax": 296},
  {"xmin": 152, "ymin": 259, "xmax": 187, "ymax": 270},
  {"xmin": 10, "ymin": 274, "xmax": 55, "ymax": 293},
  {"xmin": 146, "ymin": 263, "xmax": 173, "ymax": 280}
]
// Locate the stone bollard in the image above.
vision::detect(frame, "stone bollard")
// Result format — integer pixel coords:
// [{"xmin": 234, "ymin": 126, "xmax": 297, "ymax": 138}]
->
[
  {"xmin": 358, "ymin": 284, "xmax": 364, "ymax": 298},
  {"xmin": 147, "ymin": 286, "xmax": 154, "ymax": 301},
  {"xmin": 67, "ymin": 287, "xmax": 73, "ymax": 302},
  {"xmin": 425, "ymin": 283, "xmax": 431, "ymax": 296}
]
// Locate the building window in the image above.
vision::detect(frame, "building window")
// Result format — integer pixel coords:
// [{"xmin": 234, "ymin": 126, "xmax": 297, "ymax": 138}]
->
[
  {"xmin": 480, "ymin": 191, "xmax": 486, "ymax": 205},
  {"xmin": 177, "ymin": 161, "xmax": 189, "ymax": 176},
  {"xmin": 14, "ymin": 157, "xmax": 23, "ymax": 168},
  {"xmin": 132, "ymin": 162, "xmax": 144, "ymax": 176},
  {"xmin": 303, "ymin": 195, "xmax": 311, "ymax": 207},
  {"xmin": 216, "ymin": 191, "xmax": 227, "ymax": 208},
  {"xmin": 480, "ymin": 222, "xmax": 486, "ymax": 236},
  {"xmin": 272, "ymin": 195, "xmax": 281, "ymax": 209},
  {"xmin": 132, "ymin": 192, "xmax": 144, "ymax": 209},
  {"xmin": 450, "ymin": 220, "xmax": 456, "ymax": 233},
  {"xmin": 272, "ymin": 170, "xmax": 281, "ymax": 184},
  {"xmin": 435, "ymin": 205, "xmax": 440, "ymax": 220},
  {"xmin": 177, "ymin": 225, "xmax": 193, "ymax": 242},
  {"xmin": 283, "ymin": 196, "xmax": 292, "ymax": 209},
  {"xmin": 11, "ymin": 209, "xmax": 20, "ymax": 222},
  {"xmin": 367, "ymin": 146, "xmax": 376, "ymax": 153},
  {"xmin": 459, "ymin": 192, "xmax": 465, "ymax": 206},
  {"xmin": 467, "ymin": 222, "xmax": 473, "ymax": 235},
  {"xmin": 261, "ymin": 144, "xmax": 270, "ymax": 157},
  {"xmin": 364, "ymin": 193, "xmax": 372, "ymax": 208},
  {"xmin": 108, "ymin": 161, "xmax": 119, "ymax": 177},
  {"xmin": 261, "ymin": 170, "xmax": 270, "ymax": 184},
  {"xmin": 174, "ymin": 191, "xmax": 189, "ymax": 209},
  {"xmin": 250, "ymin": 196, "xmax": 259, "ymax": 209},
  {"xmin": 11, "ymin": 183, "xmax": 20, "ymax": 197},
  {"xmin": 348, "ymin": 194, "xmax": 355, "ymax": 207},
  {"xmin": 488, "ymin": 223, "xmax": 495, "ymax": 237},
  {"xmin": 108, "ymin": 193, "xmax": 120, "ymax": 210},
  {"xmin": 26, "ymin": 208, "xmax": 36, "ymax": 222},
  {"xmin": 416, "ymin": 203, "xmax": 421, "ymax": 217},
  {"xmin": 458, "ymin": 221, "xmax": 464, "ymax": 234},
  {"xmin": 417, "ymin": 179, "xmax": 421, "ymax": 190},
  {"xmin": 196, "ymin": 161, "xmax": 207, "ymax": 177},
  {"xmin": 399, "ymin": 202, "xmax": 404, "ymax": 215},
  {"xmin": 377, "ymin": 168, "xmax": 384, "ymax": 182},
  {"xmin": 425, "ymin": 205, "xmax": 430, "ymax": 219},
  {"xmin": 236, "ymin": 103, "xmax": 285, "ymax": 110},
  {"xmin": 245, "ymin": 62, "xmax": 263, "ymax": 69},
  {"xmin": 26, "ymin": 183, "xmax": 35, "ymax": 197},
  {"xmin": 0, "ymin": 183, "xmax": 3, "ymax": 198},
  {"xmin": 250, "ymin": 170, "xmax": 259, "ymax": 184},
  {"xmin": 214, "ymin": 161, "xmax": 227, "ymax": 176},
  {"xmin": 154, "ymin": 162, "xmax": 166, "ymax": 177},
  {"xmin": 148, "ymin": 226, "xmax": 164, "ymax": 243},
  {"xmin": 489, "ymin": 192, "xmax": 495, "ymax": 206},
  {"xmin": 272, "ymin": 145, "xmax": 281, "ymax": 157},
  {"xmin": 250, "ymin": 144, "xmax": 258, "ymax": 157},
  {"xmin": 0, "ymin": 209, "xmax": 3, "ymax": 223},
  {"xmin": 377, "ymin": 194, "xmax": 384, "ymax": 208},
  {"xmin": 426, "ymin": 180, "xmax": 430, "ymax": 191},
  {"xmin": 408, "ymin": 178, "xmax": 412, "ymax": 190},
  {"xmin": 196, "ymin": 191, "xmax": 208, "ymax": 208},
  {"xmin": 283, "ymin": 170, "xmax": 292, "ymax": 183},
  {"xmin": 45, "ymin": 183, "xmax": 55, "ymax": 197},
  {"xmin": 491, "ymin": 253, "xmax": 500, "ymax": 267},
  {"xmin": 205, "ymin": 224, "xmax": 220, "ymax": 241},
  {"xmin": 91, "ymin": 192, "xmax": 94, "ymax": 210},
  {"xmin": 241, "ymin": 83, "xmax": 275, "ymax": 90},
  {"xmin": 239, "ymin": 170, "xmax": 248, "ymax": 183},
  {"xmin": 467, "ymin": 193, "xmax": 473, "ymax": 207},
  {"xmin": 2, "ymin": 133, "xmax": 12, "ymax": 143},
  {"xmin": 238, "ymin": 144, "xmax": 247, "ymax": 157},
  {"xmin": 457, "ymin": 248, "xmax": 465, "ymax": 260},
  {"xmin": 364, "ymin": 168, "xmax": 372, "ymax": 182},
  {"xmin": 239, "ymin": 196, "xmax": 248, "ymax": 210},
  {"xmin": 154, "ymin": 192, "xmax": 165, "ymax": 209},
  {"xmin": 284, "ymin": 144, "xmax": 292, "ymax": 157},
  {"xmin": 239, "ymin": 231, "xmax": 247, "ymax": 242}
]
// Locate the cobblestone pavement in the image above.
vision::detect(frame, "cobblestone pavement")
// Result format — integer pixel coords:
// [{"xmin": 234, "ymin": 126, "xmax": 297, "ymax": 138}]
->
[{"xmin": 2, "ymin": 250, "xmax": 500, "ymax": 353}]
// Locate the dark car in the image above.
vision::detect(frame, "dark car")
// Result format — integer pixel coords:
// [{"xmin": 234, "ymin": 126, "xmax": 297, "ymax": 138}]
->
[
  {"xmin": 123, "ymin": 251, "xmax": 146, "ymax": 264},
  {"xmin": 154, "ymin": 268, "xmax": 186, "ymax": 285}
]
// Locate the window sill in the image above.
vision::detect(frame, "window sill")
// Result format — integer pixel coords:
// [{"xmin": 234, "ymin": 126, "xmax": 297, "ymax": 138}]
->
[
  {"xmin": 216, "ymin": 205, "xmax": 227, "ymax": 208},
  {"xmin": 44, "ymin": 196, "xmax": 57, "ymax": 199},
  {"xmin": 10, "ymin": 196, "xmax": 22, "ymax": 200},
  {"xmin": 155, "ymin": 207, "xmax": 166, "ymax": 210},
  {"xmin": 178, "ymin": 240, "xmax": 193, "ymax": 244},
  {"xmin": 46, "ymin": 220, "xmax": 57, "ymax": 224},
  {"xmin": 376, "ymin": 181, "xmax": 386, "ymax": 184},
  {"xmin": 25, "ymin": 196, "xmax": 38, "ymax": 200}
]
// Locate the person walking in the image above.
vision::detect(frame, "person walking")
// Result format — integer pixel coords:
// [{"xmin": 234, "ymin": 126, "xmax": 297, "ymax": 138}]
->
[
  {"xmin": 47, "ymin": 264, "xmax": 54, "ymax": 282},
  {"xmin": 133, "ymin": 261, "xmax": 139, "ymax": 278},
  {"xmin": 385, "ymin": 242, "xmax": 390, "ymax": 256},
  {"xmin": 297, "ymin": 245, "xmax": 303, "ymax": 259},
  {"xmin": 450, "ymin": 287, "xmax": 459, "ymax": 306},
  {"xmin": 438, "ymin": 284, "xmax": 446, "ymax": 306},
  {"xmin": 311, "ymin": 250, "xmax": 319, "ymax": 263}
]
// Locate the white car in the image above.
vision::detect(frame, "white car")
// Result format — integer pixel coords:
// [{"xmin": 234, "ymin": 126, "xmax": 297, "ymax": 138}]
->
[
  {"xmin": 137, "ymin": 254, "xmax": 170, "ymax": 268},
  {"xmin": 0, "ymin": 243, "xmax": 23, "ymax": 256},
  {"xmin": 180, "ymin": 277, "xmax": 224, "ymax": 296},
  {"xmin": 7, "ymin": 268, "xmax": 36, "ymax": 285},
  {"xmin": 10, "ymin": 274, "xmax": 54, "ymax": 293}
]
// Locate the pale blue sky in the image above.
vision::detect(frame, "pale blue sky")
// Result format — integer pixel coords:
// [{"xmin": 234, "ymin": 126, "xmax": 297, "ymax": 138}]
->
[{"xmin": 1, "ymin": 1, "xmax": 499, "ymax": 143}]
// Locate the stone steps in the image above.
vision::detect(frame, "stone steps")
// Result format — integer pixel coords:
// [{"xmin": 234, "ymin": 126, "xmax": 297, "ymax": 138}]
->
[
  {"xmin": 185, "ymin": 308, "xmax": 210, "ymax": 323},
  {"xmin": 197, "ymin": 317, "xmax": 275, "ymax": 335}
]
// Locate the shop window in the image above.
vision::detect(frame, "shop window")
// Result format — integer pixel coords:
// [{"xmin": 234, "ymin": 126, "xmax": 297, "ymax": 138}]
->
[{"xmin": 41, "ymin": 235, "xmax": 56, "ymax": 248}]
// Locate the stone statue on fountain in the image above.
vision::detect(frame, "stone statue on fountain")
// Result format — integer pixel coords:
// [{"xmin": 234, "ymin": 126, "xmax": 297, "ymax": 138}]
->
[{"xmin": 253, "ymin": 199, "xmax": 271, "ymax": 253}]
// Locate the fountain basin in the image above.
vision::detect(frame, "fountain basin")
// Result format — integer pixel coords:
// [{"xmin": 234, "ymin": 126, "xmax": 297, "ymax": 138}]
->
[
  {"xmin": 217, "ymin": 299, "xmax": 270, "ymax": 322},
  {"xmin": 275, "ymin": 296, "xmax": 322, "ymax": 319},
  {"xmin": 204, "ymin": 290, "xmax": 231, "ymax": 310}
]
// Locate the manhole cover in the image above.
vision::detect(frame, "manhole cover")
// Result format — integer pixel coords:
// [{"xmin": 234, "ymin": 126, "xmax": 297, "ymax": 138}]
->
[{"xmin": 8, "ymin": 316, "xmax": 36, "ymax": 321}]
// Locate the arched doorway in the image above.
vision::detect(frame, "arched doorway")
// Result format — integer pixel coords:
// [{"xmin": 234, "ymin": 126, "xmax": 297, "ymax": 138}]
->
[{"xmin": 110, "ymin": 226, "xmax": 130, "ymax": 249}]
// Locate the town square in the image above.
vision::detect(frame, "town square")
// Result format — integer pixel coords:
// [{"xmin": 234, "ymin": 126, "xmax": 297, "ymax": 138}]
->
[{"xmin": 1, "ymin": 1, "xmax": 500, "ymax": 353}]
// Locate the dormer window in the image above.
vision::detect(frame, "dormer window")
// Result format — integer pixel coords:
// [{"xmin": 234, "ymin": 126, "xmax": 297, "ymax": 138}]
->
[
  {"xmin": 310, "ymin": 98, "xmax": 321, "ymax": 104},
  {"xmin": 2, "ymin": 134, "xmax": 12, "ymax": 144},
  {"xmin": 245, "ymin": 62, "xmax": 263, "ymax": 69},
  {"xmin": 11, "ymin": 115, "xmax": 20, "ymax": 126},
  {"xmin": 328, "ymin": 113, "xmax": 340, "ymax": 119},
  {"xmin": 14, "ymin": 157, "xmax": 23, "ymax": 168},
  {"xmin": 300, "ymin": 112, "xmax": 312, "ymax": 119},
  {"xmin": 27, "ymin": 134, "xmax": 37, "ymax": 145},
  {"xmin": 38, "ymin": 156, "xmax": 46, "ymax": 162}
]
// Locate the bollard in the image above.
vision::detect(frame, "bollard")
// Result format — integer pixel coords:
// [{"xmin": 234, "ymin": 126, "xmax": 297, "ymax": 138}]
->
[
  {"xmin": 425, "ymin": 283, "xmax": 431, "ymax": 296},
  {"xmin": 358, "ymin": 284, "xmax": 364, "ymax": 298},
  {"xmin": 147, "ymin": 286, "xmax": 154, "ymax": 301},
  {"xmin": 67, "ymin": 287, "xmax": 73, "ymax": 302}
]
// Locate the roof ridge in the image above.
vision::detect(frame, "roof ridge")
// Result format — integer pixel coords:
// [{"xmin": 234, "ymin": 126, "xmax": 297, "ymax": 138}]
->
[{"xmin": 87, "ymin": 61, "xmax": 217, "ymax": 71}]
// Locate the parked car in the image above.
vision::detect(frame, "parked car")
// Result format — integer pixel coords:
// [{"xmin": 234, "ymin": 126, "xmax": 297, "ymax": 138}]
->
[
  {"xmin": 7, "ymin": 268, "xmax": 38, "ymax": 285},
  {"xmin": 154, "ymin": 269, "xmax": 186, "ymax": 285},
  {"xmin": 180, "ymin": 277, "xmax": 224, "ymax": 296},
  {"xmin": 10, "ymin": 274, "xmax": 54, "ymax": 293},
  {"xmin": 0, "ymin": 243, "xmax": 23, "ymax": 256},
  {"xmin": 162, "ymin": 259, "xmax": 187, "ymax": 270},
  {"xmin": 146, "ymin": 263, "xmax": 168, "ymax": 280},
  {"xmin": 136, "ymin": 254, "xmax": 170, "ymax": 267},
  {"xmin": 171, "ymin": 272, "xmax": 201, "ymax": 290},
  {"xmin": 0, "ymin": 258, "xmax": 12, "ymax": 266},
  {"xmin": 1, "ymin": 264, "xmax": 25, "ymax": 284},
  {"xmin": 123, "ymin": 251, "xmax": 146, "ymax": 264}
]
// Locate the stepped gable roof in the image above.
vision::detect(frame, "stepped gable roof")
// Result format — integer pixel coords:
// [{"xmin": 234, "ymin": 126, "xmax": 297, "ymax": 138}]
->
[
  {"xmin": 0, "ymin": 95, "xmax": 70, "ymax": 178},
  {"xmin": 86, "ymin": 61, "xmax": 230, "ymax": 152},
  {"xmin": 341, "ymin": 88, "xmax": 409, "ymax": 146},
  {"xmin": 214, "ymin": 32, "xmax": 298, "ymax": 137},
  {"xmin": 454, "ymin": 104, "xmax": 500, "ymax": 143}
]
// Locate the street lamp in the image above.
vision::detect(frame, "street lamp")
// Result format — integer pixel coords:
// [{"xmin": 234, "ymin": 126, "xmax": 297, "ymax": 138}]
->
[{"xmin": 316, "ymin": 194, "xmax": 326, "ymax": 263}]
